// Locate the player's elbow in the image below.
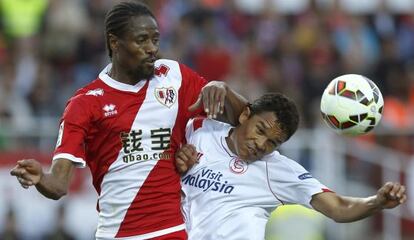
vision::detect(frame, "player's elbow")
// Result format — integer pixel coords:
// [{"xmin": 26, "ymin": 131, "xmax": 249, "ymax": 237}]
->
[{"xmin": 43, "ymin": 189, "xmax": 67, "ymax": 200}]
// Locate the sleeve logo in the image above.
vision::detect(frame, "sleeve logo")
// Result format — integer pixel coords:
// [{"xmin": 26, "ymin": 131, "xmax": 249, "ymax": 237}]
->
[
  {"xmin": 298, "ymin": 172, "xmax": 313, "ymax": 180},
  {"xmin": 155, "ymin": 87, "xmax": 177, "ymax": 108},
  {"xmin": 86, "ymin": 88, "xmax": 104, "ymax": 96},
  {"xmin": 56, "ymin": 121, "xmax": 64, "ymax": 149}
]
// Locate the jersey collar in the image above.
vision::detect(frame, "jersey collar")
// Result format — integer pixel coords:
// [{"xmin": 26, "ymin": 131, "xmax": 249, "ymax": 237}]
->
[{"xmin": 99, "ymin": 64, "xmax": 148, "ymax": 93}]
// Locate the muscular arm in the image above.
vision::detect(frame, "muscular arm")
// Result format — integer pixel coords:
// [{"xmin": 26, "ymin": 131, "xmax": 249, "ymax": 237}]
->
[
  {"xmin": 11, "ymin": 158, "xmax": 75, "ymax": 200},
  {"xmin": 35, "ymin": 159, "xmax": 75, "ymax": 200},
  {"xmin": 311, "ymin": 192, "xmax": 380, "ymax": 222},
  {"xmin": 216, "ymin": 84, "xmax": 248, "ymax": 125},
  {"xmin": 189, "ymin": 81, "xmax": 248, "ymax": 125},
  {"xmin": 311, "ymin": 182, "xmax": 406, "ymax": 223}
]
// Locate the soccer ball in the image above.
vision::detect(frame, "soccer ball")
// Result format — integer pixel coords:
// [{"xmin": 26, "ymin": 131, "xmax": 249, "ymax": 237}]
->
[{"xmin": 320, "ymin": 74, "xmax": 384, "ymax": 136}]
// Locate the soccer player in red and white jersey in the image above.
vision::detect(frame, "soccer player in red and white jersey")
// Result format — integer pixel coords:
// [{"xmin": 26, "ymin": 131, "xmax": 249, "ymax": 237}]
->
[
  {"xmin": 177, "ymin": 93, "xmax": 407, "ymax": 240},
  {"xmin": 10, "ymin": 2, "xmax": 247, "ymax": 240}
]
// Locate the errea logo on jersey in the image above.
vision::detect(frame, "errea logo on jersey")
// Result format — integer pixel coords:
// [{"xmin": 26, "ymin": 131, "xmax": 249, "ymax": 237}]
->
[
  {"xmin": 155, "ymin": 87, "xmax": 177, "ymax": 108},
  {"xmin": 103, "ymin": 104, "xmax": 118, "ymax": 117},
  {"xmin": 86, "ymin": 88, "xmax": 104, "ymax": 96}
]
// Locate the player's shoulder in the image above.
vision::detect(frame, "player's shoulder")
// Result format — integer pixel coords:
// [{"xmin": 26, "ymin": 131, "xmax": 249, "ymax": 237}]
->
[
  {"xmin": 68, "ymin": 79, "xmax": 106, "ymax": 105},
  {"xmin": 264, "ymin": 151, "xmax": 308, "ymax": 176},
  {"xmin": 187, "ymin": 118, "xmax": 229, "ymax": 134},
  {"xmin": 155, "ymin": 58, "xmax": 179, "ymax": 67}
]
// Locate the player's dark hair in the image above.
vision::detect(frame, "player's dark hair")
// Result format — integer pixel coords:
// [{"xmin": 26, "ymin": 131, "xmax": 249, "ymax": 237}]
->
[
  {"xmin": 249, "ymin": 93, "xmax": 299, "ymax": 141},
  {"xmin": 104, "ymin": 1, "xmax": 156, "ymax": 58}
]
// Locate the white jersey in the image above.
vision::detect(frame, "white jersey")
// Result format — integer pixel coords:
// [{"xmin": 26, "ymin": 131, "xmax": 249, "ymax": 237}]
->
[{"xmin": 181, "ymin": 118, "xmax": 330, "ymax": 240}]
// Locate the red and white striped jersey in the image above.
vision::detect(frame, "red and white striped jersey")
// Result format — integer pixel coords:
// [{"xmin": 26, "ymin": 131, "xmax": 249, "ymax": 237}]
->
[{"xmin": 53, "ymin": 59, "xmax": 207, "ymax": 239}]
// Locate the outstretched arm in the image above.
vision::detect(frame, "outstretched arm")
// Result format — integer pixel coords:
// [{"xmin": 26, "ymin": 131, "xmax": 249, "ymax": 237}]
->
[
  {"xmin": 189, "ymin": 81, "xmax": 248, "ymax": 125},
  {"xmin": 10, "ymin": 159, "xmax": 75, "ymax": 200},
  {"xmin": 311, "ymin": 182, "xmax": 406, "ymax": 223}
]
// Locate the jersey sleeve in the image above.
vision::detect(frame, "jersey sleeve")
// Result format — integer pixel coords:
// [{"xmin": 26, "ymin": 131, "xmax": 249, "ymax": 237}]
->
[
  {"xmin": 266, "ymin": 153, "xmax": 331, "ymax": 208},
  {"xmin": 179, "ymin": 63, "xmax": 208, "ymax": 119},
  {"xmin": 53, "ymin": 94, "xmax": 95, "ymax": 168}
]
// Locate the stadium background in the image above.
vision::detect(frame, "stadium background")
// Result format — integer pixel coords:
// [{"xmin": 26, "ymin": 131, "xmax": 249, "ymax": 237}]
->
[{"xmin": 0, "ymin": 0, "xmax": 413, "ymax": 239}]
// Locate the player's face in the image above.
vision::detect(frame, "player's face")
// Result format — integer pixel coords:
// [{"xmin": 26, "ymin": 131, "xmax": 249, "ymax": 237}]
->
[
  {"xmin": 112, "ymin": 15, "xmax": 159, "ymax": 80},
  {"xmin": 232, "ymin": 109, "xmax": 287, "ymax": 162}
]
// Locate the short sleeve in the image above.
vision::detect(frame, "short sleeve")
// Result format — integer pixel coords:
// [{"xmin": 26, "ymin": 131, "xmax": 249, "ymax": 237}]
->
[
  {"xmin": 185, "ymin": 117, "xmax": 206, "ymax": 143},
  {"xmin": 266, "ymin": 153, "xmax": 330, "ymax": 208},
  {"xmin": 179, "ymin": 63, "xmax": 208, "ymax": 118},
  {"xmin": 53, "ymin": 95, "xmax": 94, "ymax": 168}
]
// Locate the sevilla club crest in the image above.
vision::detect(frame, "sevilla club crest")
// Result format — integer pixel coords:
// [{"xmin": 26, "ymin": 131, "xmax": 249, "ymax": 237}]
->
[
  {"xmin": 229, "ymin": 157, "xmax": 248, "ymax": 174},
  {"xmin": 155, "ymin": 87, "xmax": 177, "ymax": 108}
]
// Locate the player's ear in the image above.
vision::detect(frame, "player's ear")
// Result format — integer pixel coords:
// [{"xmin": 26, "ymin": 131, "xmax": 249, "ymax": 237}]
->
[
  {"xmin": 239, "ymin": 105, "xmax": 251, "ymax": 124},
  {"xmin": 108, "ymin": 33, "xmax": 119, "ymax": 53}
]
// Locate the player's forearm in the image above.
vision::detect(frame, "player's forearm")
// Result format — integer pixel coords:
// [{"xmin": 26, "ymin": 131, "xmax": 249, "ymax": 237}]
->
[
  {"xmin": 222, "ymin": 85, "xmax": 248, "ymax": 125},
  {"xmin": 35, "ymin": 172, "xmax": 70, "ymax": 200},
  {"xmin": 329, "ymin": 195, "xmax": 381, "ymax": 223}
]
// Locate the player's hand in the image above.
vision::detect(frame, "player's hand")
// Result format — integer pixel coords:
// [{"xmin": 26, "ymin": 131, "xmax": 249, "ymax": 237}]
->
[
  {"xmin": 375, "ymin": 182, "xmax": 406, "ymax": 209},
  {"xmin": 175, "ymin": 144, "xmax": 198, "ymax": 174},
  {"xmin": 188, "ymin": 81, "xmax": 227, "ymax": 119},
  {"xmin": 10, "ymin": 159, "xmax": 43, "ymax": 189}
]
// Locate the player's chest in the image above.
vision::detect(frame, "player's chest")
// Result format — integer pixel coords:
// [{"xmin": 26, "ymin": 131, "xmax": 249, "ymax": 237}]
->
[
  {"xmin": 183, "ymin": 155, "xmax": 265, "ymax": 196},
  {"xmin": 95, "ymin": 87, "xmax": 181, "ymax": 133}
]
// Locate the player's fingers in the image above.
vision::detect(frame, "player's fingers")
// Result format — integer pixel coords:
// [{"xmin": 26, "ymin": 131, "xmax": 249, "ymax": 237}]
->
[
  {"xmin": 17, "ymin": 159, "xmax": 33, "ymax": 167},
  {"xmin": 177, "ymin": 151, "xmax": 189, "ymax": 163},
  {"xmin": 188, "ymin": 94, "xmax": 203, "ymax": 112},
  {"xmin": 389, "ymin": 183, "xmax": 401, "ymax": 198},
  {"xmin": 181, "ymin": 146, "xmax": 196, "ymax": 158},
  {"xmin": 380, "ymin": 182, "xmax": 393, "ymax": 194},
  {"xmin": 218, "ymin": 92, "xmax": 226, "ymax": 114},
  {"xmin": 396, "ymin": 185, "xmax": 406, "ymax": 198},
  {"xmin": 17, "ymin": 177, "xmax": 33, "ymax": 186},
  {"xmin": 399, "ymin": 195, "xmax": 407, "ymax": 204},
  {"xmin": 208, "ymin": 88, "xmax": 218, "ymax": 118},
  {"xmin": 175, "ymin": 159, "xmax": 188, "ymax": 174},
  {"xmin": 202, "ymin": 89, "xmax": 211, "ymax": 117},
  {"xmin": 10, "ymin": 168, "xmax": 26, "ymax": 177}
]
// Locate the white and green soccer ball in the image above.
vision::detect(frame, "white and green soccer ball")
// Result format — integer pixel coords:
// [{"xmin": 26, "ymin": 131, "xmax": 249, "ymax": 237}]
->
[{"xmin": 320, "ymin": 74, "xmax": 384, "ymax": 136}]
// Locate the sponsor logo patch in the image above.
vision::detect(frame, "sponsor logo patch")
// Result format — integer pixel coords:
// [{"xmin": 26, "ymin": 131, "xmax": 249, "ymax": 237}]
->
[
  {"xmin": 103, "ymin": 104, "xmax": 118, "ymax": 117},
  {"xmin": 182, "ymin": 167, "xmax": 234, "ymax": 194}
]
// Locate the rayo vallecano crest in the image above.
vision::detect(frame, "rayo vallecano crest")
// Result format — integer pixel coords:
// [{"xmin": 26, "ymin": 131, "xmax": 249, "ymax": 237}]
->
[{"xmin": 155, "ymin": 87, "xmax": 177, "ymax": 108}]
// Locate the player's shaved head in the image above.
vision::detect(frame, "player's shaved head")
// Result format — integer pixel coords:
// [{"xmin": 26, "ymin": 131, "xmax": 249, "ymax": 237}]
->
[{"xmin": 105, "ymin": 1, "xmax": 156, "ymax": 59}]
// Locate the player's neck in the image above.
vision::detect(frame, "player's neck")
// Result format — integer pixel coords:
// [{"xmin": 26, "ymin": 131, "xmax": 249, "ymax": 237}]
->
[
  {"xmin": 109, "ymin": 64, "xmax": 141, "ymax": 85},
  {"xmin": 225, "ymin": 128, "xmax": 237, "ymax": 156}
]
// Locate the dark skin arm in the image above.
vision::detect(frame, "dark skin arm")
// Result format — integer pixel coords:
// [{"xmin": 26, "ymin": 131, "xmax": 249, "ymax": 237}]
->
[
  {"xmin": 188, "ymin": 81, "xmax": 248, "ymax": 125},
  {"xmin": 10, "ymin": 158, "xmax": 75, "ymax": 200},
  {"xmin": 175, "ymin": 144, "xmax": 198, "ymax": 174},
  {"xmin": 311, "ymin": 182, "xmax": 407, "ymax": 223}
]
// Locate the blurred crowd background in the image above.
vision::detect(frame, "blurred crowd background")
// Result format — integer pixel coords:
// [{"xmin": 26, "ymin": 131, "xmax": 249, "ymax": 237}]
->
[{"xmin": 0, "ymin": 0, "xmax": 413, "ymax": 239}]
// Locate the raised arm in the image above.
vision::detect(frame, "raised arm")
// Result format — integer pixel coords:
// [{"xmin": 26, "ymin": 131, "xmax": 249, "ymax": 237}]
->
[
  {"xmin": 10, "ymin": 158, "xmax": 75, "ymax": 200},
  {"xmin": 188, "ymin": 81, "xmax": 248, "ymax": 125},
  {"xmin": 311, "ymin": 182, "xmax": 406, "ymax": 223}
]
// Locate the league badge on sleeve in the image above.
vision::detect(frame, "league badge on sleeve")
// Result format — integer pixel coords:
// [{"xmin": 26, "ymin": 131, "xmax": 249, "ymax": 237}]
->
[{"xmin": 155, "ymin": 87, "xmax": 177, "ymax": 108}]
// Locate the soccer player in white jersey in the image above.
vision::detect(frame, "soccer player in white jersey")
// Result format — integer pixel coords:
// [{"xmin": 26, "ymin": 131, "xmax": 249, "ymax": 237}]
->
[
  {"xmin": 10, "ymin": 2, "xmax": 247, "ymax": 240},
  {"xmin": 178, "ymin": 93, "xmax": 407, "ymax": 240}
]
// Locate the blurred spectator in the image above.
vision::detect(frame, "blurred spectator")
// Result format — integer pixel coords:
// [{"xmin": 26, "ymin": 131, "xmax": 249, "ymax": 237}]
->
[
  {"xmin": 42, "ymin": 204, "xmax": 75, "ymax": 240},
  {"xmin": 0, "ymin": 0, "xmax": 48, "ymax": 40},
  {"xmin": 0, "ymin": 207, "xmax": 21, "ymax": 240}
]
